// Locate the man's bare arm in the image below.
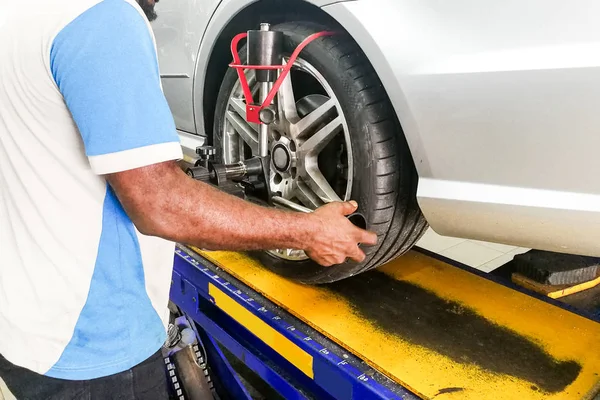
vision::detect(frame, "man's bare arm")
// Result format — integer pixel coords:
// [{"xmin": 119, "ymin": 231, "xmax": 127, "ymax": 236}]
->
[{"xmin": 105, "ymin": 161, "xmax": 377, "ymax": 266}]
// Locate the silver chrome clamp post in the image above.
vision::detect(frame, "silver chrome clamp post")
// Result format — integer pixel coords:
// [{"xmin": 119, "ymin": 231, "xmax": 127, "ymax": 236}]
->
[
  {"xmin": 247, "ymin": 22, "xmax": 283, "ymax": 157},
  {"xmin": 259, "ymin": 24, "xmax": 272, "ymax": 157}
]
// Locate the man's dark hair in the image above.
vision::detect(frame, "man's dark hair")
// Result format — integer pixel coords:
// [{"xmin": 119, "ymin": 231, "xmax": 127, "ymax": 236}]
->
[{"xmin": 137, "ymin": 0, "xmax": 159, "ymax": 22}]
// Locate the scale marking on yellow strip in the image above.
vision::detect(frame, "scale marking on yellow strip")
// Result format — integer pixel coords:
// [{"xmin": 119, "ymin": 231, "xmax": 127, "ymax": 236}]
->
[{"xmin": 208, "ymin": 283, "xmax": 314, "ymax": 379}]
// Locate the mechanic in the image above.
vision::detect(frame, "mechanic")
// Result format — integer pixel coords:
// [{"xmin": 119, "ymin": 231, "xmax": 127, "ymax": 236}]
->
[{"xmin": 0, "ymin": 0, "xmax": 377, "ymax": 398}]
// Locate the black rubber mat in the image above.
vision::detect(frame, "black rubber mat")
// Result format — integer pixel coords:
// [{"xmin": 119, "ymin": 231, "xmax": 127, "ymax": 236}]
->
[{"xmin": 513, "ymin": 250, "xmax": 599, "ymax": 285}]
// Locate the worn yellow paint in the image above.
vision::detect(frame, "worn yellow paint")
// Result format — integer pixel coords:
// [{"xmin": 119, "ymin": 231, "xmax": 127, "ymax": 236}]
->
[
  {"xmin": 196, "ymin": 249, "xmax": 600, "ymax": 400},
  {"xmin": 208, "ymin": 283, "xmax": 314, "ymax": 378}
]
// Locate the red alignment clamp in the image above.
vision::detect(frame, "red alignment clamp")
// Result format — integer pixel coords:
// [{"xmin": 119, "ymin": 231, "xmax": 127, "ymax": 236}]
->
[{"xmin": 229, "ymin": 31, "xmax": 335, "ymax": 124}]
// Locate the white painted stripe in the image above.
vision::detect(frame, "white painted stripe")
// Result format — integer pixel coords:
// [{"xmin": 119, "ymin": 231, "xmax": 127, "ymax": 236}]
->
[{"xmin": 418, "ymin": 178, "xmax": 600, "ymax": 212}]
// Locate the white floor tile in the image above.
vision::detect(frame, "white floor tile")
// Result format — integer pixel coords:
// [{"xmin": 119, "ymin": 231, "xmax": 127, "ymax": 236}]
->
[
  {"xmin": 440, "ymin": 241, "xmax": 505, "ymax": 268},
  {"xmin": 416, "ymin": 229, "xmax": 467, "ymax": 253},
  {"xmin": 416, "ymin": 228, "xmax": 531, "ymax": 272},
  {"xmin": 477, "ymin": 247, "xmax": 530, "ymax": 273},
  {"xmin": 0, "ymin": 378, "xmax": 15, "ymax": 400}
]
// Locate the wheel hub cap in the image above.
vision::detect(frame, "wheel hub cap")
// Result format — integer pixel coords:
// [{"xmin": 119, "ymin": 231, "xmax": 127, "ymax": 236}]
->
[{"xmin": 272, "ymin": 144, "xmax": 291, "ymax": 172}]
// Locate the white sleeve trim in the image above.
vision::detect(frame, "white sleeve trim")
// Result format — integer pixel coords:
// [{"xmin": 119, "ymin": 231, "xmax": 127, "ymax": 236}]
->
[{"xmin": 89, "ymin": 142, "xmax": 183, "ymax": 175}]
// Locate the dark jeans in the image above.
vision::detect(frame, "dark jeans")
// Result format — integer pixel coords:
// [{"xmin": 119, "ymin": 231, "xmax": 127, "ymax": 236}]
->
[{"xmin": 0, "ymin": 350, "xmax": 169, "ymax": 400}]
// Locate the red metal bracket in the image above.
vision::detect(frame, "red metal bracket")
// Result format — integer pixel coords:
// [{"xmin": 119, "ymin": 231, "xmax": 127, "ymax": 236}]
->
[{"xmin": 229, "ymin": 30, "xmax": 335, "ymax": 124}]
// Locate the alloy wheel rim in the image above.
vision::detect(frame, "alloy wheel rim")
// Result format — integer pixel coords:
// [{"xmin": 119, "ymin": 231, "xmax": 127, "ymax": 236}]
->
[{"xmin": 222, "ymin": 57, "xmax": 353, "ymax": 261}]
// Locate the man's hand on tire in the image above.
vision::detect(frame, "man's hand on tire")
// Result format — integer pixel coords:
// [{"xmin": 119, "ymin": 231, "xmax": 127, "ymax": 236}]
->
[{"xmin": 305, "ymin": 201, "xmax": 378, "ymax": 267}]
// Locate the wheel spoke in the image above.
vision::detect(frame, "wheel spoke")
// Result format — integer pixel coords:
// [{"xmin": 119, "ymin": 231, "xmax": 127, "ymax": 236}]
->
[
  {"xmin": 237, "ymin": 134, "xmax": 246, "ymax": 161},
  {"xmin": 229, "ymin": 98, "xmax": 259, "ymax": 133},
  {"xmin": 225, "ymin": 111, "xmax": 259, "ymax": 155},
  {"xmin": 302, "ymin": 160, "xmax": 342, "ymax": 203},
  {"xmin": 247, "ymin": 72, "xmax": 258, "ymax": 97},
  {"xmin": 294, "ymin": 178, "xmax": 323, "ymax": 209},
  {"xmin": 277, "ymin": 61, "xmax": 300, "ymax": 126},
  {"xmin": 229, "ymin": 69, "xmax": 259, "ymax": 132},
  {"xmin": 251, "ymin": 83, "xmax": 260, "ymax": 99},
  {"xmin": 240, "ymin": 71, "xmax": 258, "ymax": 101},
  {"xmin": 298, "ymin": 116, "xmax": 343, "ymax": 155},
  {"xmin": 292, "ymin": 98, "xmax": 336, "ymax": 140}
]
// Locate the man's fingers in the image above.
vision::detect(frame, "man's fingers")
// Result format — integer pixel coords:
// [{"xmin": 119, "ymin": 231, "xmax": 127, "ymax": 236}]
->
[
  {"xmin": 311, "ymin": 254, "xmax": 333, "ymax": 267},
  {"xmin": 348, "ymin": 246, "xmax": 366, "ymax": 263},
  {"xmin": 358, "ymin": 229, "xmax": 378, "ymax": 246},
  {"xmin": 338, "ymin": 200, "xmax": 358, "ymax": 216}
]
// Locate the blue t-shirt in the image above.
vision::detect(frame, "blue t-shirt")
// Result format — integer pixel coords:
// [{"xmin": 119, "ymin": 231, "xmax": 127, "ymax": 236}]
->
[{"xmin": 0, "ymin": 0, "xmax": 182, "ymax": 379}]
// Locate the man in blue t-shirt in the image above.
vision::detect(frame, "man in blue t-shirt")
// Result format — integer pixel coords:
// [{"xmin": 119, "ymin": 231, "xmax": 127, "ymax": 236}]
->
[{"xmin": 0, "ymin": 0, "xmax": 376, "ymax": 398}]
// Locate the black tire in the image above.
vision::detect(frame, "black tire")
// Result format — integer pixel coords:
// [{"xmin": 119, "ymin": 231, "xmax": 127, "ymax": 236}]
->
[{"xmin": 213, "ymin": 21, "xmax": 427, "ymax": 284}]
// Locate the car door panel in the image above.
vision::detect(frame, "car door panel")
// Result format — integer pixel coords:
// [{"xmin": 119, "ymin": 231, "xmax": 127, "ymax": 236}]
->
[{"xmin": 152, "ymin": 0, "xmax": 221, "ymax": 133}]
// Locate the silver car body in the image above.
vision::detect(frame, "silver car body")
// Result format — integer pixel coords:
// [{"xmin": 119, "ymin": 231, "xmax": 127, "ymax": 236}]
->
[{"xmin": 152, "ymin": 0, "xmax": 600, "ymax": 257}]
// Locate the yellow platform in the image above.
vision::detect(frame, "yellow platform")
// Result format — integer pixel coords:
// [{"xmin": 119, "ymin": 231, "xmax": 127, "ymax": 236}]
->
[{"xmin": 196, "ymin": 249, "xmax": 600, "ymax": 400}]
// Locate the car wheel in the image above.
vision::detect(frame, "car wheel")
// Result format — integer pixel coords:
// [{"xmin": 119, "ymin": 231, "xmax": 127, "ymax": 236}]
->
[{"xmin": 213, "ymin": 21, "xmax": 427, "ymax": 284}]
